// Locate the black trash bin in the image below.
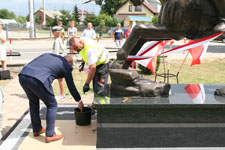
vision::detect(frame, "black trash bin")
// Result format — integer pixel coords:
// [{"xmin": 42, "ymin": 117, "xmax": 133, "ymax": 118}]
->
[{"xmin": 74, "ymin": 107, "xmax": 92, "ymax": 126}]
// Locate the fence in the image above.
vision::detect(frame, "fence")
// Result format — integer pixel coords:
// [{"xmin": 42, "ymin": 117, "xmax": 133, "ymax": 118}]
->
[{"xmin": 3, "ymin": 23, "xmax": 118, "ymax": 39}]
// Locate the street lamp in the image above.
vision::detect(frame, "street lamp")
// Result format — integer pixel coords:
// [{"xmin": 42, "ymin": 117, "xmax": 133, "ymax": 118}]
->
[
  {"xmin": 29, "ymin": 0, "xmax": 34, "ymax": 38},
  {"xmin": 43, "ymin": 0, "xmax": 46, "ymax": 25}
]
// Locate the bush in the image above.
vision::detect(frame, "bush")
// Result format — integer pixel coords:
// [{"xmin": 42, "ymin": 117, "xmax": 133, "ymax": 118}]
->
[{"xmin": 138, "ymin": 56, "xmax": 161, "ymax": 75}]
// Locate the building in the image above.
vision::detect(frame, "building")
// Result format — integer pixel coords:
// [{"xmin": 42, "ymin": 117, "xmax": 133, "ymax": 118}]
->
[
  {"xmin": 0, "ymin": 19, "xmax": 17, "ymax": 25},
  {"xmin": 124, "ymin": 16, "xmax": 151, "ymax": 28},
  {"xmin": 34, "ymin": 9, "xmax": 63, "ymax": 25},
  {"xmin": 146, "ymin": 0, "xmax": 161, "ymax": 12},
  {"xmin": 78, "ymin": 10, "xmax": 94, "ymax": 24},
  {"xmin": 115, "ymin": 0, "xmax": 159, "ymax": 28}
]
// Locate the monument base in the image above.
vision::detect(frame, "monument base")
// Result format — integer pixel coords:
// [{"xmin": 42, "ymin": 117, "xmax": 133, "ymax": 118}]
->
[{"xmin": 94, "ymin": 84, "xmax": 225, "ymax": 149}]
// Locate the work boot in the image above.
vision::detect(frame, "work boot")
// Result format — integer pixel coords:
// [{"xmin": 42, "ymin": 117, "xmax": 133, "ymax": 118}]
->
[
  {"xmin": 45, "ymin": 134, "xmax": 64, "ymax": 143},
  {"xmin": 33, "ymin": 128, "xmax": 45, "ymax": 137}
]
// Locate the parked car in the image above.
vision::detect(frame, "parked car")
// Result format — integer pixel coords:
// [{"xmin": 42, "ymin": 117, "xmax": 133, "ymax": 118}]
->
[{"xmin": 214, "ymin": 32, "xmax": 225, "ymax": 43}]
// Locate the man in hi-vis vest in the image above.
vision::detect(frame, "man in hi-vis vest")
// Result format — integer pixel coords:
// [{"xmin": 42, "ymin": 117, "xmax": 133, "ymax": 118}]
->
[{"xmin": 69, "ymin": 37, "xmax": 109, "ymax": 96}]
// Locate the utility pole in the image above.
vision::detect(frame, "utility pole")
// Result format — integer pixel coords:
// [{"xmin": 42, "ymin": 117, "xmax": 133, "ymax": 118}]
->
[
  {"xmin": 29, "ymin": 0, "xmax": 34, "ymax": 38},
  {"xmin": 43, "ymin": 0, "xmax": 46, "ymax": 25}
]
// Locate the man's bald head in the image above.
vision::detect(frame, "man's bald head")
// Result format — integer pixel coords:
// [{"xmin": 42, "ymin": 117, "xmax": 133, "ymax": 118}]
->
[{"xmin": 64, "ymin": 55, "xmax": 73, "ymax": 67}]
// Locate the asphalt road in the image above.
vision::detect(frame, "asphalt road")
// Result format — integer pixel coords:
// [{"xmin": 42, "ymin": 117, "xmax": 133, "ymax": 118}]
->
[{"xmin": 6, "ymin": 39, "xmax": 225, "ymax": 61}]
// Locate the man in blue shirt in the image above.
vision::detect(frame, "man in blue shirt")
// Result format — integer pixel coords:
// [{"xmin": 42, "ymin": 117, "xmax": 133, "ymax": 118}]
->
[
  {"xmin": 112, "ymin": 23, "xmax": 124, "ymax": 48},
  {"xmin": 19, "ymin": 53, "xmax": 83, "ymax": 143},
  {"xmin": 82, "ymin": 22, "xmax": 96, "ymax": 39}
]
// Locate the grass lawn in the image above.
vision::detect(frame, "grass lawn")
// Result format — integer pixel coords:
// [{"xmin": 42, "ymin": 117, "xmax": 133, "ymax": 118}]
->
[
  {"xmin": 52, "ymin": 58, "xmax": 225, "ymax": 96},
  {"xmin": 143, "ymin": 58, "xmax": 225, "ymax": 84}
]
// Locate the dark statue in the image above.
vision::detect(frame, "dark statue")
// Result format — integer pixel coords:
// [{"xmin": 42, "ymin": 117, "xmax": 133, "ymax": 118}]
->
[{"xmin": 109, "ymin": 0, "xmax": 225, "ymax": 97}]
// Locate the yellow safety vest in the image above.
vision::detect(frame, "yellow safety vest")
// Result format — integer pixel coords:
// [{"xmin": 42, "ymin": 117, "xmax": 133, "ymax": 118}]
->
[
  {"xmin": 79, "ymin": 42, "xmax": 109, "ymax": 66},
  {"xmin": 94, "ymin": 94, "xmax": 110, "ymax": 104}
]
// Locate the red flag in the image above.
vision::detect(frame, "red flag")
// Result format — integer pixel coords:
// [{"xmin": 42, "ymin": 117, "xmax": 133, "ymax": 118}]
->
[
  {"xmin": 188, "ymin": 42, "xmax": 209, "ymax": 66},
  {"xmin": 146, "ymin": 41, "xmax": 168, "ymax": 75},
  {"xmin": 170, "ymin": 40, "xmax": 175, "ymax": 46},
  {"xmin": 184, "ymin": 84, "xmax": 205, "ymax": 104}
]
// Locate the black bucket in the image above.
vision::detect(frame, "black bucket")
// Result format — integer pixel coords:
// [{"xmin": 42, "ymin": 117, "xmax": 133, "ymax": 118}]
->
[{"xmin": 74, "ymin": 107, "xmax": 92, "ymax": 126}]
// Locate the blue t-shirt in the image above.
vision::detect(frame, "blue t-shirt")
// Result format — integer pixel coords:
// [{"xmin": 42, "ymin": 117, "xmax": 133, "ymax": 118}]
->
[{"xmin": 113, "ymin": 29, "xmax": 123, "ymax": 40}]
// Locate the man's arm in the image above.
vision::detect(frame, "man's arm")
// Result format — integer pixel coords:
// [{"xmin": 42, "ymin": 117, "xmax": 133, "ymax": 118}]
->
[
  {"xmin": 0, "ymin": 35, "xmax": 6, "ymax": 43},
  {"xmin": 85, "ymin": 63, "xmax": 96, "ymax": 84},
  {"xmin": 64, "ymin": 69, "xmax": 81, "ymax": 102}
]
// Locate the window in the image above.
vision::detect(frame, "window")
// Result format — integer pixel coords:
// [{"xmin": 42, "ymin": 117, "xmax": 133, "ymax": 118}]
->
[
  {"xmin": 129, "ymin": 5, "xmax": 132, "ymax": 12},
  {"xmin": 135, "ymin": 6, "xmax": 142, "ymax": 12}
]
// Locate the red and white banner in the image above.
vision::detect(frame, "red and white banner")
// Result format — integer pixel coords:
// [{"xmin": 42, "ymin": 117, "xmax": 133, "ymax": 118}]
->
[
  {"xmin": 126, "ymin": 32, "xmax": 224, "ymax": 74},
  {"xmin": 130, "ymin": 41, "xmax": 167, "ymax": 75},
  {"xmin": 184, "ymin": 84, "xmax": 205, "ymax": 104},
  {"xmin": 188, "ymin": 42, "xmax": 209, "ymax": 66},
  {"xmin": 127, "ymin": 32, "xmax": 224, "ymax": 62},
  {"xmin": 160, "ymin": 32, "xmax": 223, "ymax": 56}
]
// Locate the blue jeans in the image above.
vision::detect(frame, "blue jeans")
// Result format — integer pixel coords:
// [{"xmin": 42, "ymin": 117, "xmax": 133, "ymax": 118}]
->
[{"xmin": 19, "ymin": 75, "xmax": 57, "ymax": 137}]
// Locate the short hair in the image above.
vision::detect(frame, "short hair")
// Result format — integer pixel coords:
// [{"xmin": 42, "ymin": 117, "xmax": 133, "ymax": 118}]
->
[
  {"xmin": 64, "ymin": 55, "xmax": 73, "ymax": 67},
  {"xmin": 69, "ymin": 37, "xmax": 76, "ymax": 46}
]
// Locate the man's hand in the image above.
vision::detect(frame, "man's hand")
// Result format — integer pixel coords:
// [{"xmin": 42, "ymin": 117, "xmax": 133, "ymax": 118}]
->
[
  {"xmin": 78, "ymin": 101, "xmax": 84, "ymax": 111},
  {"xmin": 79, "ymin": 62, "xmax": 85, "ymax": 72},
  {"xmin": 83, "ymin": 83, "xmax": 90, "ymax": 94}
]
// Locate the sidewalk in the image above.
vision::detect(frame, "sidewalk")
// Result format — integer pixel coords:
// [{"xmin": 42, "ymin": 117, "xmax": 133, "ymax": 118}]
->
[{"xmin": 0, "ymin": 75, "xmax": 94, "ymax": 143}]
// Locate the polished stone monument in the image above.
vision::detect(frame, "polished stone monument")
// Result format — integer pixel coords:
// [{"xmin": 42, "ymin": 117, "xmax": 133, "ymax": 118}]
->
[
  {"xmin": 109, "ymin": 0, "xmax": 225, "ymax": 97},
  {"xmin": 95, "ymin": 84, "xmax": 225, "ymax": 149}
]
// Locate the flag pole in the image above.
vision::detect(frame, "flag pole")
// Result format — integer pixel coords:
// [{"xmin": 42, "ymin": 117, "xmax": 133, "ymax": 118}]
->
[
  {"xmin": 162, "ymin": 48, "xmax": 166, "ymax": 82},
  {"xmin": 177, "ymin": 51, "xmax": 189, "ymax": 73}
]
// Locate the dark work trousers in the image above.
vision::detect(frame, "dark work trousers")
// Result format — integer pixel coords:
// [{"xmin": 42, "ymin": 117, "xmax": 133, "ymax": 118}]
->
[
  {"xmin": 19, "ymin": 74, "xmax": 57, "ymax": 137},
  {"xmin": 93, "ymin": 63, "xmax": 109, "ymax": 96}
]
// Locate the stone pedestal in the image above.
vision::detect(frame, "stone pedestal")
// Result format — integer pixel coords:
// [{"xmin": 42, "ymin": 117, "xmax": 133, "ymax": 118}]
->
[{"xmin": 94, "ymin": 84, "xmax": 225, "ymax": 149}]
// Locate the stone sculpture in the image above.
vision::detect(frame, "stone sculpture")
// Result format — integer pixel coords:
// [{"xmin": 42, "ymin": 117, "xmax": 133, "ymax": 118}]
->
[{"xmin": 109, "ymin": 0, "xmax": 225, "ymax": 97}]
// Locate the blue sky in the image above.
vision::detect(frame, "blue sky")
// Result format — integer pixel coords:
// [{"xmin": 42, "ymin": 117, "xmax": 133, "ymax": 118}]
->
[{"xmin": 0, "ymin": 0, "xmax": 101, "ymax": 17}]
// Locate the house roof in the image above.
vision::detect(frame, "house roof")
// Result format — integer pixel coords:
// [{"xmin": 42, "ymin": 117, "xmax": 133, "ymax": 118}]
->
[
  {"xmin": 143, "ymin": 1, "xmax": 158, "ymax": 14},
  {"xmin": 127, "ymin": 16, "xmax": 151, "ymax": 21},
  {"xmin": 116, "ymin": 0, "xmax": 159, "ymax": 15},
  {"xmin": 78, "ymin": 10, "xmax": 94, "ymax": 15},
  {"xmin": 0, "ymin": 19, "xmax": 17, "ymax": 24},
  {"xmin": 37, "ymin": 9, "xmax": 63, "ymax": 18}
]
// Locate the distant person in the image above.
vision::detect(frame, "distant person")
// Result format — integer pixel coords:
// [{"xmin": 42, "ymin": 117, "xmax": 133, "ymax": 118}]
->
[
  {"xmin": 52, "ymin": 26, "xmax": 65, "ymax": 56},
  {"xmin": 0, "ymin": 25, "xmax": 7, "ymax": 70},
  {"xmin": 67, "ymin": 21, "xmax": 77, "ymax": 47},
  {"xmin": 125, "ymin": 25, "xmax": 131, "ymax": 40},
  {"xmin": 52, "ymin": 26, "xmax": 66, "ymax": 101},
  {"xmin": 19, "ymin": 53, "xmax": 83, "ymax": 143},
  {"xmin": 82, "ymin": 22, "xmax": 96, "ymax": 39},
  {"xmin": 112, "ymin": 23, "xmax": 124, "ymax": 48},
  {"xmin": 67, "ymin": 21, "xmax": 77, "ymax": 39},
  {"xmin": 57, "ymin": 21, "xmax": 64, "ymax": 33}
]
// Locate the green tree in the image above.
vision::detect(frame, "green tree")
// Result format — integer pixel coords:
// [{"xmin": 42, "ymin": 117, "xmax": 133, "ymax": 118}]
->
[
  {"xmin": 26, "ymin": 14, "xmax": 30, "ymax": 21},
  {"xmin": 84, "ymin": 14, "xmax": 97, "ymax": 26},
  {"xmin": 72, "ymin": 5, "xmax": 80, "ymax": 25},
  {"xmin": 94, "ymin": 14, "xmax": 119, "ymax": 27},
  {"xmin": 95, "ymin": 0, "xmax": 126, "ymax": 16},
  {"xmin": 59, "ymin": 9, "xmax": 72, "ymax": 26},
  {"xmin": 0, "ymin": 9, "xmax": 16, "ymax": 19},
  {"xmin": 151, "ymin": 15, "xmax": 158, "ymax": 24},
  {"xmin": 35, "ymin": 14, "xmax": 42, "ymax": 24},
  {"xmin": 15, "ymin": 15, "xmax": 26, "ymax": 24},
  {"xmin": 99, "ymin": 20, "xmax": 105, "ymax": 32},
  {"xmin": 46, "ymin": 16, "xmax": 58, "ymax": 26}
]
